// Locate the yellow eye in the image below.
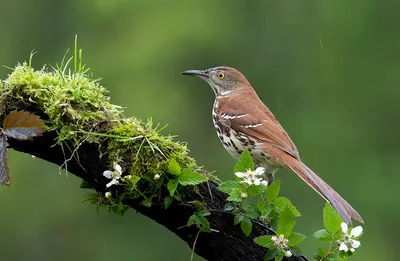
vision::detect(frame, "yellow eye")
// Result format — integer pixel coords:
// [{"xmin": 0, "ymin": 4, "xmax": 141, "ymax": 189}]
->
[{"xmin": 217, "ymin": 73, "xmax": 225, "ymax": 79}]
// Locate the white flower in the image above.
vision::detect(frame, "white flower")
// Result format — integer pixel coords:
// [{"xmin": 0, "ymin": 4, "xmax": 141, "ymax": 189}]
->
[
  {"xmin": 105, "ymin": 192, "xmax": 112, "ymax": 199},
  {"xmin": 153, "ymin": 174, "xmax": 161, "ymax": 180},
  {"xmin": 235, "ymin": 167, "xmax": 267, "ymax": 186},
  {"xmin": 285, "ymin": 250, "xmax": 292, "ymax": 257},
  {"xmin": 241, "ymin": 192, "xmax": 248, "ymax": 198},
  {"xmin": 103, "ymin": 163, "xmax": 123, "ymax": 188},
  {"xmin": 271, "ymin": 234, "xmax": 289, "ymax": 249},
  {"xmin": 338, "ymin": 222, "xmax": 363, "ymax": 252}
]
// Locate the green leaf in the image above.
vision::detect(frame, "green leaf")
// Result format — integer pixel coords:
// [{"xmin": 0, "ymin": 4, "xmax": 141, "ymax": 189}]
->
[
  {"xmin": 288, "ymin": 232, "xmax": 306, "ymax": 246},
  {"xmin": 275, "ymin": 252, "xmax": 284, "ymax": 261},
  {"xmin": 273, "ymin": 197, "xmax": 301, "ymax": 217},
  {"xmin": 234, "ymin": 149, "xmax": 254, "ymax": 173},
  {"xmin": 313, "ymin": 229, "xmax": 332, "ymax": 242},
  {"xmin": 167, "ymin": 180, "xmax": 178, "ymax": 196},
  {"xmin": 234, "ymin": 213, "xmax": 244, "ymax": 225},
  {"xmin": 187, "ymin": 214, "xmax": 198, "ymax": 226},
  {"xmin": 178, "ymin": 169, "xmax": 208, "ymax": 185},
  {"xmin": 254, "ymin": 235, "xmax": 274, "ymax": 248},
  {"xmin": 264, "ymin": 249, "xmax": 278, "ymax": 261},
  {"xmin": 266, "ymin": 180, "xmax": 280, "ymax": 201},
  {"xmin": 314, "ymin": 247, "xmax": 327, "ymax": 261},
  {"xmin": 80, "ymin": 180, "xmax": 93, "ymax": 189},
  {"xmin": 227, "ymin": 188, "xmax": 244, "ymax": 202},
  {"xmin": 196, "ymin": 214, "xmax": 211, "ymax": 232},
  {"xmin": 141, "ymin": 197, "xmax": 152, "ymax": 207},
  {"xmin": 219, "ymin": 180, "xmax": 242, "ymax": 194},
  {"xmin": 323, "ymin": 203, "xmax": 343, "ymax": 233},
  {"xmin": 187, "ymin": 214, "xmax": 211, "ymax": 232},
  {"xmin": 257, "ymin": 198, "xmax": 272, "ymax": 217},
  {"xmin": 240, "ymin": 217, "xmax": 252, "ymax": 236},
  {"xmin": 276, "ymin": 206, "xmax": 295, "ymax": 237},
  {"xmin": 168, "ymin": 158, "xmax": 181, "ymax": 175},
  {"xmin": 164, "ymin": 195, "xmax": 174, "ymax": 209},
  {"xmin": 242, "ymin": 201, "xmax": 260, "ymax": 219},
  {"xmin": 246, "ymin": 184, "xmax": 266, "ymax": 197},
  {"xmin": 224, "ymin": 202, "xmax": 235, "ymax": 212}
]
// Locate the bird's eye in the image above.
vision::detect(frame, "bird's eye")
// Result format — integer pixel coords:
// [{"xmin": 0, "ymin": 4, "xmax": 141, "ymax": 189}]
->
[{"xmin": 217, "ymin": 73, "xmax": 225, "ymax": 79}]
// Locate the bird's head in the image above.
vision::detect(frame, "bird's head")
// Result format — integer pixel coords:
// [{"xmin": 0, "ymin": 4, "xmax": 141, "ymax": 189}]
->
[{"xmin": 182, "ymin": 66, "xmax": 250, "ymax": 97}]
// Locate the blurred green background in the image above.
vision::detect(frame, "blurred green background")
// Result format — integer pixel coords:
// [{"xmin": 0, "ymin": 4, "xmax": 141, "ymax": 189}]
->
[{"xmin": 0, "ymin": 0, "xmax": 397, "ymax": 260}]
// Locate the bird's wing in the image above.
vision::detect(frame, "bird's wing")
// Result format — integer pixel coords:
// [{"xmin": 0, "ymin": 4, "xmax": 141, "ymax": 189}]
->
[{"xmin": 217, "ymin": 92, "xmax": 300, "ymax": 160}]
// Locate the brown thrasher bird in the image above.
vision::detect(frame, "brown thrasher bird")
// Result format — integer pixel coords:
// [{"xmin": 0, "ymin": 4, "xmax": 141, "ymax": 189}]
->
[{"xmin": 182, "ymin": 66, "xmax": 363, "ymax": 225}]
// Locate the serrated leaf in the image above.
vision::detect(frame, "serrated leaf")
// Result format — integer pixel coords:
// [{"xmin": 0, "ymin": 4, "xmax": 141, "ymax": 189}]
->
[
  {"xmin": 224, "ymin": 202, "xmax": 235, "ymax": 212},
  {"xmin": 234, "ymin": 213, "xmax": 244, "ymax": 225},
  {"xmin": 164, "ymin": 195, "xmax": 174, "ymax": 209},
  {"xmin": 218, "ymin": 180, "xmax": 242, "ymax": 194},
  {"xmin": 254, "ymin": 235, "xmax": 274, "ymax": 248},
  {"xmin": 3, "ymin": 111, "xmax": 47, "ymax": 140},
  {"xmin": 178, "ymin": 169, "xmax": 208, "ymax": 186},
  {"xmin": 234, "ymin": 149, "xmax": 254, "ymax": 173},
  {"xmin": 323, "ymin": 203, "xmax": 343, "ymax": 233},
  {"xmin": 167, "ymin": 180, "xmax": 178, "ymax": 196},
  {"xmin": 246, "ymin": 184, "xmax": 266, "ymax": 197},
  {"xmin": 266, "ymin": 180, "xmax": 280, "ymax": 201},
  {"xmin": 0, "ymin": 133, "xmax": 10, "ymax": 186},
  {"xmin": 264, "ymin": 249, "xmax": 278, "ymax": 261},
  {"xmin": 240, "ymin": 217, "xmax": 252, "ymax": 236},
  {"xmin": 168, "ymin": 158, "xmax": 181, "ymax": 175},
  {"xmin": 227, "ymin": 188, "xmax": 244, "ymax": 202},
  {"xmin": 288, "ymin": 232, "xmax": 306, "ymax": 246},
  {"xmin": 273, "ymin": 197, "xmax": 301, "ymax": 217},
  {"xmin": 276, "ymin": 206, "xmax": 295, "ymax": 237},
  {"xmin": 242, "ymin": 201, "xmax": 260, "ymax": 219},
  {"xmin": 258, "ymin": 198, "xmax": 272, "ymax": 217},
  {"xmin": 313, "ymin": 229, "xmax": 332, "ymax": 242}
]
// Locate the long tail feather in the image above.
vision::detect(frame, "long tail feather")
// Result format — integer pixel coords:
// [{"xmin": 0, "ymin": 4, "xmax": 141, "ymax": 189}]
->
[{"xmin": 284, "ymin": 158, "xmax": 363, "ymax": 225}]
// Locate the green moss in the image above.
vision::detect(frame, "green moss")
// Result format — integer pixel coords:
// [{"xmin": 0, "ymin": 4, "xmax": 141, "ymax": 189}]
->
[
  {"xmin": 0, "ymin": 63, "xmax": 197, "ymax": 174},
  {"xmin": 0, "ymin": 60, "xmax": 204, "ymax": 216}
]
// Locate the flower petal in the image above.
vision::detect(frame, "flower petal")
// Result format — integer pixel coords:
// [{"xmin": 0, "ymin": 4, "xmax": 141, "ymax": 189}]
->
[
  {"xmin": 114, "ymin": 164, "xmax": 122, "ymax": 174},
  {"xmin": 103, "ymin": 170, "xmax": 113, "ymax": 179},
  {"xmin": 261, "ymin": 180, "xmax": 268, "ymax": 186},
  {"xmin": 106, "ymin": 179, "xmax": 118, "ymax": 188},
  {"xmin": 350, "ymin": 226, "xmax": 363, "ymax": 237},
  {"xmin": 255, "ymin": 167, "xmax": 265, "ymax": 175},
  {"xmin": 339, "ymin": 242, "xmax": 348, "ymax": 252},
  {"xmin": 350, "ymin": 248, "xmax": 355, "ymax": 252},
  {"xmin": 350, "ymin": 240, "xmax": 360, "ymax": 248},
  {"xmin": 341, "ymin": 222, "xmax": 348, "ymax": 234},
  {"xmin": 235, "ymin": 172, "xmax": 245, "ymax": 178},
  {"xmin": 253, "ymin": 178, "xmax": 261, "ymax": 185}
]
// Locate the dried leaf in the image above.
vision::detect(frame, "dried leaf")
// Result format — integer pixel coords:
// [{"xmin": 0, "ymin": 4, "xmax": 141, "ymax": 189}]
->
[
  {"xmin": 0, "ymin": 132, "xmax": 11, "ymax": 186},
  {"xmin": 3, "ymin": 111, "xmax": 47, "ymax": 140}
]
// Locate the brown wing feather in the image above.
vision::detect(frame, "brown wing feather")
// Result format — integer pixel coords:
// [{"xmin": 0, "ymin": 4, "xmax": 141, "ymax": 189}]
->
[{"xmin": 217, "ymin": 90, "xmax": 300, "ymax": 159}]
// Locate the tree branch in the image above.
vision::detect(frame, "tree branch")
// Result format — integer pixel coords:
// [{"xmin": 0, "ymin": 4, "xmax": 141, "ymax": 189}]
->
[{"xmin": 0, "ymin": 66, "xmax": 309, "ymax": 261}]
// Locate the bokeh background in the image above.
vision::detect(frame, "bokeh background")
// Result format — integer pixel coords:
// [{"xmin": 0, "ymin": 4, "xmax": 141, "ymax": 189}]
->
[{"xmin": 0, "ymin": 1, "xmax": 397, "ymax": 260}]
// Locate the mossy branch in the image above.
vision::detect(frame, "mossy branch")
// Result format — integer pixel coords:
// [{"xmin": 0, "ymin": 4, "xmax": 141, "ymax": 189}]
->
[{"xmin": 0, "ymin": 64, "xmax": 308, "ymax": 261}]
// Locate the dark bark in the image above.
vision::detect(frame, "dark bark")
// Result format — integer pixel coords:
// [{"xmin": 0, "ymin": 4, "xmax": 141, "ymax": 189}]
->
[{"xmin": 1, "ymin": 111, "xmax": 309, "ymax": 261}]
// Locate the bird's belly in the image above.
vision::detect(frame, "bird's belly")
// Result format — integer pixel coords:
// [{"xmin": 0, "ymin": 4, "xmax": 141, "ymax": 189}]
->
[{"xmin": 216, "ymin": 128, "xmax": 277, "ymax": 170}]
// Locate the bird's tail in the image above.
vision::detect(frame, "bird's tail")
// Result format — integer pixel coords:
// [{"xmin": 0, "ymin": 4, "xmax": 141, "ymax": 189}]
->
[{"xmin": 284, "ymin": 157, "xmax": 363, "ymax": 225}]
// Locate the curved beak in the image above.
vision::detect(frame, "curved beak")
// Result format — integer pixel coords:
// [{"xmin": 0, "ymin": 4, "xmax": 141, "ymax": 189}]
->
[{"xmin": 181, "ymin": 69, "xmax": 209, "ymax": 80}]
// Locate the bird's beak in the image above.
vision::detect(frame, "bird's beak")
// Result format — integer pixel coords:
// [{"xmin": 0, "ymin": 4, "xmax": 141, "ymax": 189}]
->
[{"xmin": 181, "ymin": 69, "xmax": 209, "ymax": 80}]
